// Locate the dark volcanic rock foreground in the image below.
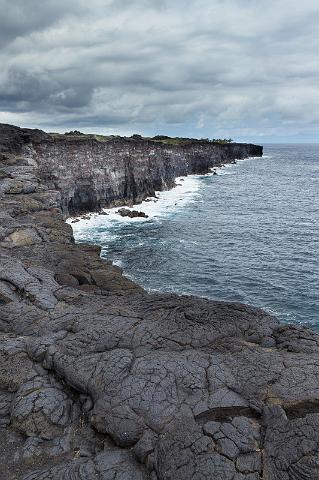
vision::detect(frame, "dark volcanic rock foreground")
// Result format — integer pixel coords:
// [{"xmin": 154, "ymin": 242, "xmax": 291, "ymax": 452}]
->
[{"xmin": 0, "ymin": 124, "xmax": 319, "ymax": 479}]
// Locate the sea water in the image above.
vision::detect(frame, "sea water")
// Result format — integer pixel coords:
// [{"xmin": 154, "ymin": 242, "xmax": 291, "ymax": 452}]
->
[{"xmin": 69, "ymin": 144, "xmax": 319, "ymax": 330}]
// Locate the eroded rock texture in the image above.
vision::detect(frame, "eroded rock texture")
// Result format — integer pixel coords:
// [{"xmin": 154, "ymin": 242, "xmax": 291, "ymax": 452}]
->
[{"xmin": 0, "ymin": 123, "xmax": 318, "ymax": 479}]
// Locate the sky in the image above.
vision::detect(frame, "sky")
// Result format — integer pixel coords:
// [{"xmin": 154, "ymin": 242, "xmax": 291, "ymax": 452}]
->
[{"xmin": 1, "ymin": 0, "xmax": 319, "ymax": 143}]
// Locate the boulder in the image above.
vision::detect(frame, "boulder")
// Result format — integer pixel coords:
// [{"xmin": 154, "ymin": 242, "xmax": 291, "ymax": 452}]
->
[{"xmin": 117, "ymin": 208, "xmax": 149, "ymax": 218}]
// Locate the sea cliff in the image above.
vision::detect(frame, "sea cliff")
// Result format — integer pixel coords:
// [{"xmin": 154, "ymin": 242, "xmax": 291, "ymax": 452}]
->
[
  {"xmin": 1, "ymin": 123, "xmax": 319, "ymax": 480},
  {"xmin": 13, "ymin": 125, "xmax": 262, "ymax": 215}
]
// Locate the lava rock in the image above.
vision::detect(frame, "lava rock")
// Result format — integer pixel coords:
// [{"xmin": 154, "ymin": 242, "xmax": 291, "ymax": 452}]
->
[
  {"xmin": 117, "ymin": 208, "xmax": 149, "ymax": 218},
  {"xmin": 2, "ymin": 124, "xmax": 318, "ymax": 480}
]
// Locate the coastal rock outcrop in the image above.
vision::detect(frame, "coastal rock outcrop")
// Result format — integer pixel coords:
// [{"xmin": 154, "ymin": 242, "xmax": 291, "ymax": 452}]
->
[
  {"xmin": 27, "ymin": 128, "xmax": 262, "ymax": 216},
  {"xmin": 0, "ymin": 123, "xmax": 319, "ymax": 479},
  {"xmin": 117, "ymin": 208, "xmax": 149, "ymax": 218}
]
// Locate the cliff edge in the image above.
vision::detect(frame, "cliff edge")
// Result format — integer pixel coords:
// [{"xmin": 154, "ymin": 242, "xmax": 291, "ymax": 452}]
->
[{"xmin": 0, "ymin": 123, "xmax": 319, "ymax": 479}]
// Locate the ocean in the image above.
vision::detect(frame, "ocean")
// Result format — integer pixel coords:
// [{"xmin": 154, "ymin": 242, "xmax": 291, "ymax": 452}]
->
[{"xmin": 69, "ymin": 144, "xmax": 319, "ymax": 330}]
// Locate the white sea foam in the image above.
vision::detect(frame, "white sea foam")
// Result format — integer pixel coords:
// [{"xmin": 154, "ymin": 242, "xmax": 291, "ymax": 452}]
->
[
  {"xmin": 67, "ymin": 174, "xmax": 202, "ymax": 236},
  {"xmin": 111, "ymin": 258, "xmax": 124, "ymax": 269},
  {"xmin": 67, "ymin": 157, "xmax": 262, "ymax": 236}
]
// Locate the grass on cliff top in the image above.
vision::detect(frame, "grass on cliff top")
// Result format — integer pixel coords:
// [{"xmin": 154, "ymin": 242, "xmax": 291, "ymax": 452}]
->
[
  {"xmin": 49, "ymin": 132, "xmax": 234, "ymax": 145},
  {"xmin": 49, "ymin": 132, "xmax": 120, "ymax": 142}
]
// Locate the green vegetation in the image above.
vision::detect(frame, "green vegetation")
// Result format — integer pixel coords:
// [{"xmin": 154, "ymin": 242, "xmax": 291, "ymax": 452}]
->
[
  {"xmin": 149, "ymin": 135, "xmax": 234, "ymax": 145},
  {"xmin": 65, "ymin": 130, "xmax": 84, "ymax": 136},
  {"xmin": 49, "ymin": 132, "xmax": 122, "ymax": 142},
  {"xmin": 212, "ymin": 138, "xmax": 233, "ymax": 144},
  {"xmin": 48, "ymin": 131, "xmax": 234, "ymax": 145}
]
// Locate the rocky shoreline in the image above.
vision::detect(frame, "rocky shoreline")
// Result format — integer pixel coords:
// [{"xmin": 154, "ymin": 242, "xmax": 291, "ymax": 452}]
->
[
  {"xmin": 28, "ymin": 128, "xmax": 262, "ymax": 217},
  {"xmin": 1, "ymin": 123, "xmax": 319, "ymax": 479}
]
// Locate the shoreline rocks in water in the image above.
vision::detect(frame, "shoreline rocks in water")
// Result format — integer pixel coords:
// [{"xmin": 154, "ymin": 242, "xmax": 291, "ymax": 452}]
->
[
  {"xmin": 117, "ymin": 208, "xmax": 149, "ymax": 218},
  {"xmin": 0, "ymin": 123, "xmax": 319, "ymax": 479}
]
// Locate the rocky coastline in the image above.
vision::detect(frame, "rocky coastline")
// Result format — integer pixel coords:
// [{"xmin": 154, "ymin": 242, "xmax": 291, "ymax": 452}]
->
[
  {"xmin": 1, "ymin": 123, "xmax": 319, "ymax": 479},
  {"xmin": 30, "ymin": 129, "xmax": 262, "ymax": 217}
]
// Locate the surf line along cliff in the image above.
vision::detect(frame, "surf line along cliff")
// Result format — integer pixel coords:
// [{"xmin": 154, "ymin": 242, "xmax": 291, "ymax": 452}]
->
[{"xmin": 1, "ymin": 123, "xmax": 319, "ymax": 480}]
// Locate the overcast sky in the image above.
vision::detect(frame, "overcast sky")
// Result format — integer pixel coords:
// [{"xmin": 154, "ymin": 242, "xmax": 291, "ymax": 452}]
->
[{"xmin": 1, "ymin": 0, "xmax": 318, "ymax": 142}]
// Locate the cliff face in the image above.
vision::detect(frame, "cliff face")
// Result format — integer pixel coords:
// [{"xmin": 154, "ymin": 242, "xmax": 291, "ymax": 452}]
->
[
  {"xmin": 1, "ymin": 124, "xmax": 319, "ymax": 480},
  {"xmin": 19, "ymin": 129, "xmax": 262, "ymax": 215}
]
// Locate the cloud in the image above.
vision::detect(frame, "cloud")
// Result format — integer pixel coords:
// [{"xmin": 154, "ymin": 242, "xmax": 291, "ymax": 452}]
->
[
  {"xmin": 0, "ymin": 0, "xmax": 318, "ymax": 141},
  {"xmin": 0, "ymin": 0, "xmax": 87, "ymax": 45}
]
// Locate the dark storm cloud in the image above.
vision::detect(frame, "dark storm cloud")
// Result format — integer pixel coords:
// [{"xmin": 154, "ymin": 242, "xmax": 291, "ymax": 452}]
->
[
  {"xmin": 1, "ymin": 0, "xmax": 319, "ymax": 141},
  {"xmin": 0, "ymin": 67, "xmax": 93, "ymax": 111},
  {"xmin": 0, "ymin": 0, "xmax": 85, "ymax": 45}
]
